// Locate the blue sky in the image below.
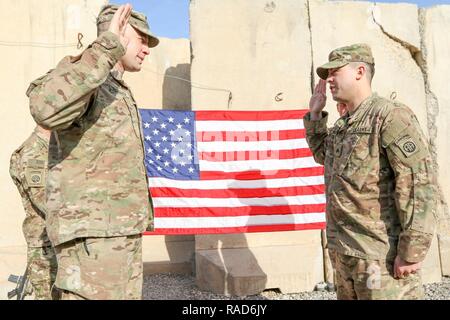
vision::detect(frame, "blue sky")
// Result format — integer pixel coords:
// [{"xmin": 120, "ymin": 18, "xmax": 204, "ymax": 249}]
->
[{"xmin": 113, "ymin": 0, "xmax": 450, "ymax": 39}]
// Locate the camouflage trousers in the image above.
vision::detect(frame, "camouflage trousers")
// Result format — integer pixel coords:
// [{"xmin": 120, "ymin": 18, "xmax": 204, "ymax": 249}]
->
[
  {"xmin": 54, "ymin": 234, "xmax": 143, "ymax": 300},
  {"xmin": 27, "ymin": 245, "xmax": 59, "ymax": 300},
  {"xmin": 330, "ymin": 250, "xmax": 424, "ymax": 300}
]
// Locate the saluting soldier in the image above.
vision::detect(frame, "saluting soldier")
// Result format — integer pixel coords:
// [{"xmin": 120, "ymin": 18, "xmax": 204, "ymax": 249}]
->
[
  {"xmin": 26, "ymin": 4, "xmax": 158, "ymax": 299},
  {"xmin": 304, "ymin": 43, "xmax": 436, "ymax": 299}
]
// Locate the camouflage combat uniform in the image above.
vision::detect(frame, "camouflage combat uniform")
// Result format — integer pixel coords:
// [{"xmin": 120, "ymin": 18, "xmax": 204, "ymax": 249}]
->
[
  {"xmin": 9, "ymin": 127, "xmax": 58, "ymax": 300},
  {"xmin": 304, "ymin": 44, "xmax": 436, "ymax": 300},
  {"xmin": 27, "ymin": 6, "xmax": 159, "ymax": 300}
]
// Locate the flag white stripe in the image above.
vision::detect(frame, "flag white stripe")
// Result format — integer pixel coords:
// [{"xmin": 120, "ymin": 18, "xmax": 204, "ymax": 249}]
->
[
  {"xmin": 196, "ymin": 119, "xmax": 304, "ymax": 132},
  {"xmin": 199, "ymin": 157, "xmax": 318, "ymax": 172},
  {"xmin": 149, "ymin": 175, "xmax": 325, "ymax": 189},
  {"xmin": 154, "ymin": 212, "xmax": 325, "ymax": 228},
  {"xmin": 152, "ymin": 194, "xmax": 326, "ymax": 207},
  {"xmin": 196, "ymin": 138, "xmax": 309, "ymax": 152}
]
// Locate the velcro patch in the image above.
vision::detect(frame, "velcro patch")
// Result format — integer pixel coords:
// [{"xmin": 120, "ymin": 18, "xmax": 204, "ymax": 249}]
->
[
  {"xmin": 28, "ymin": 159, "xmax": 45, "ymax": 169},
  {"xmin": 26, "ymin": 169, "xmax": 45, "ymax": 187},
  {"xmin": 396, "ymin": 135, "xmax": 420, "ymax": 158},
  {"xmin": 348, "ymin": 126, "xmax": 373, "ymax": 134}
]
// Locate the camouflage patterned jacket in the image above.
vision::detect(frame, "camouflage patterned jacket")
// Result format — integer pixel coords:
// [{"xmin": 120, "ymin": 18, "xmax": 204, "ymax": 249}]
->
[
  {"xmin": 28, "ymin": 31, "xmax": 153, "ymax": 246},
  {"xmin": 10, "ymin": 128, "xmax": 51, "ymax": 248},
  {"xmin": 303, "ymin": 93, "xmax": 436, "ymax": 263}
]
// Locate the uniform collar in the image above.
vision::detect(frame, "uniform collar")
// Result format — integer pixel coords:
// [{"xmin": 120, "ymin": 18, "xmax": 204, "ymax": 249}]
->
[
  {"xmin": 110, "ymin": 69, "xmax": 129, "ymax": 89},
  {"xmin": 33, "ymin": 126, "xmax": 50, "ymax": 143}
]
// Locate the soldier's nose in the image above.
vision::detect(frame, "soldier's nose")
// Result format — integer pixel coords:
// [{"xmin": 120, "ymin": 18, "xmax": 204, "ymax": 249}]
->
[{"xmin": 142, "ymin": 45, "xmax": 150, "ymax": 56}]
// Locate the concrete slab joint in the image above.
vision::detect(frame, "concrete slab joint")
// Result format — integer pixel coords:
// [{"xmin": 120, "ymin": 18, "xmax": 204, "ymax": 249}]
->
[{"xmin": 371, "ymin": 4, "xmax": 449, "ymax": 277}]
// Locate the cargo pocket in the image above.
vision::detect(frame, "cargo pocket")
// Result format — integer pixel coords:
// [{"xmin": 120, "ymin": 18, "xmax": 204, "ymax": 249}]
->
[{"xmin": 78, "ymin": 237, "xmax": 100, "ymax": 260}]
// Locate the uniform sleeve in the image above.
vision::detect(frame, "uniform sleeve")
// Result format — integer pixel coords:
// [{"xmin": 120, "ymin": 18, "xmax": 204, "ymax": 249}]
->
[
  {"xmin": 303, "ymin": 111, "xmax": 329, "ymax": 165},
  {"xmin": 21, "ymin": 158, "xmax": 47, "ymax": 215},
  {"xmin": 28, "ymin": 31, "xmax": 125, "ymax": 130},
  {"xmin": 9, "ymin": 144, "xmax": 47, "ymax": 216},
  {"xmin": 381, "ymin": 106, "xmax": 436, "ymax": 263}
]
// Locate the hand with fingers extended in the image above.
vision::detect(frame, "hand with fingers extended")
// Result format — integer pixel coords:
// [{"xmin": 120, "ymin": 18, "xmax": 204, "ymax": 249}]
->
[
  {"xmin": 108, "ymin": 3, "xmax": 132, "ymax": 49},
  {"xmin": 309, "ymin": 79, "xmax": 327, "ymax": 120}
]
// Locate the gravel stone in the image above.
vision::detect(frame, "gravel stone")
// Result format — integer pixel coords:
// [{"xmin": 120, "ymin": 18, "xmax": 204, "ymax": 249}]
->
[{"xmin": 143, "ymin": 274, "xmax": 450, "ymax": 300}]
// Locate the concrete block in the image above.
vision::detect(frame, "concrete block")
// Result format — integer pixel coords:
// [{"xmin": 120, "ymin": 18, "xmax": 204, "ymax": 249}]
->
[
  {"xmin": 0, "ymin": 0, "xmax": 105, "ymax": 248},
  {"xmin": 142, "ymin": 235, "xmax": 195, "ymax": 275},
  {"xmin": 309, "ymin": 0, "xmax": 427, "ymax": 132},
  {"xmin": 190, "ymin": 0, "xmax": 323, "ymax": 296},
  {"xmin": 421, "ymin": 233, "xmax": 442, "ymax": 284},
  {"xmin": 438, "ymin": 234, "xmax": 450, "ymax": 276},
  {"xmin": 124, "ymin": 38, "xmax": 191, "ymax": 110},
  {"xmin": 195, "ymin": 230, "xmax": 323, "ymax": 250},
  {"xmin": 422, "ymin": 5, "xmax": 450, "ymax": 233},
  {"xmin": 196, "ymin": 241, "xmax": 324, "ymax": 295},
  {"xmin": 190, "ymin": 0, "xmax": 312, "ymax": 110}
]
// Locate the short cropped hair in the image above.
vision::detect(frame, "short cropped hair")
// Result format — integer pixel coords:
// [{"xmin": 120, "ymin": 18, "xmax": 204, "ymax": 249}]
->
[{"xmin": 350, "ymin": 62, "xmax": 375, "ymax": 83}]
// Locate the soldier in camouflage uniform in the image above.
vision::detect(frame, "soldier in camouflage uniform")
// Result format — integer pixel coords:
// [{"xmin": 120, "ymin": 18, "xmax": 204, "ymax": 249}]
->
[
  {"xmin": 304, "ymin": 44, "xmax": 436, "ymax": 299},
  {"xmin": 27, "ymin": 4, "xmax": 159, "ymax": 300},
  {"xmin": 9, "ymin": 126, "xmax": 59, "ymax": 300}
]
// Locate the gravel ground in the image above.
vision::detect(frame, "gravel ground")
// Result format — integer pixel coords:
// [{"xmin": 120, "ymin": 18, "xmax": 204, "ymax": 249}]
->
[{"xmin": 143, "ymin": 274, "xmax": 450, "ymax": 300}]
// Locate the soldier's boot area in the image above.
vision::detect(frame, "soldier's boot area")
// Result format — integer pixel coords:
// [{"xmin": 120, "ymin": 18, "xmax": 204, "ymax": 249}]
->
[
  {"xmin": 54, "ymin": 235, "xmax": 143, "ymax": 300},
  {"xmin": 333, "ymin": 252, "xmax": 424, "ymax": 300},
  {"xmin": 27, "ymin": 246, "xmax": 59, "ymax": 300}
]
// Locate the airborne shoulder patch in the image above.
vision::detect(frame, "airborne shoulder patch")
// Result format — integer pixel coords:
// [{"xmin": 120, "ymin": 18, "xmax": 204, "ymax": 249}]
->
[
  {"xmin": 395, "ymin": 135, "xmax": 419, "ymax": 158},
  {"xmin": 25, "ymin": 169, "xmax": 45, "ymax": 187}
]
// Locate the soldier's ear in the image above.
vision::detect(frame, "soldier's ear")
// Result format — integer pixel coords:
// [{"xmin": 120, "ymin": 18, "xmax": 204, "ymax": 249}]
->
[{"xmin": 355, "ymin": 64, "xmax": 365, "ymax": 81}]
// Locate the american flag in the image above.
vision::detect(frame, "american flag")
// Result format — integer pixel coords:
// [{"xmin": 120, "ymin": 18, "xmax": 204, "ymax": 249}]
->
[{"xmin": 139, "ymin": 109, "xmax": 326, "ymax": 235}]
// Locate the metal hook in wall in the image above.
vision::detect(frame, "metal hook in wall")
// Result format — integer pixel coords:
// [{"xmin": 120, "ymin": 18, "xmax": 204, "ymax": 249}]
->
[
  {"xmin": 390, "ymin": 91, "xmax": 397, "ymax": 100},
  {"xmin": 77, "ymin": 33, "xmax": 84, "ymax": 49},
  {"xmin": 275, "ymin": 92, "xmax": 283, "ymax": 102}
]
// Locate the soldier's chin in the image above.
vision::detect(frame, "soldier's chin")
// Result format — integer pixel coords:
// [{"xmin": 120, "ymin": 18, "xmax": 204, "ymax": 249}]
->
[
  {"xmin": 126, "ymin": 64, "xmax": 142, "ymax": 72},
  {"xmin": 331, "ymin": 92, "xmax": 343, "ymax": 102}
]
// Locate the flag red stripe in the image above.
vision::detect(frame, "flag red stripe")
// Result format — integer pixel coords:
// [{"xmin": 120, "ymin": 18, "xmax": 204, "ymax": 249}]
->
[
  {"xmin": 153, "ymin": 204, "xmax": 326, "ymax": 217},
  {"xmin": 199, "ymin": 166, "xmax": 324, "ymax": 180},
  {"xmin": 196, "ymin": 129, "xmax": 306, "ymax": 142},
  {"xmin": 199, "ymin": 148, "xmax": 313, "ymax": 161},
  {"xmin": 151, "ymin": 185, "xmax": 325, "ymax": 198},
  {"xmin": 144, "ymin": 222, "xmax": 326, "ymax": 235},
  {"xmin": 195, "ymin": 110, "xmax": 309, "ymax": 121}
]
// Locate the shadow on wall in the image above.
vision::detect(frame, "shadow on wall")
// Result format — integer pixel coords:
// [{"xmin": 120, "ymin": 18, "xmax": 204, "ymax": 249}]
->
[
  {"xmin": 195, "ymin": 231, "xmax": 269, "ymax": 297},
  {"xmin": 195, "ymin": 171, "xmax": 280, "ymax": 296},
  {"xmin": 162, "ymin": 64, "xmax": 192, "ymax": 111}
]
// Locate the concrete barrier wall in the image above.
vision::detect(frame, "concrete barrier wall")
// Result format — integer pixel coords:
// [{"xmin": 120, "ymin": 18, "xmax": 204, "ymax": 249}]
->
[
  {"xmin": 190, "ymin": 0, "xmax": 326, "ymax": 295},
  {"xmin": 190, "ymin": 0, "xmax": 449, "ymax": 294},
  {"xmin": 1, "ymin": 0, "xmax": 449, "ymax": 298},
  {"xmin": 310, "ymin": 0, "xmax": 427, "ymax": 130},
  {"xmin": 190, "ymin": 0, "xmax": 312, "ymax": 110},
  {"xmin": 309, "ymin": 0, "xmax": 445, "ymax": 285},
  {"xmin": 422, "ymin": 5, "xmax": 450, "ymax": 276},
  {"xmin": 0, "ymin": 0, "xmax": 106, "ymax": 298},
  {"xmin": 0, "ymin": 0, "xmax": 193, "ymax": 298}
]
